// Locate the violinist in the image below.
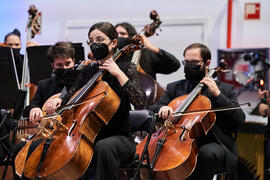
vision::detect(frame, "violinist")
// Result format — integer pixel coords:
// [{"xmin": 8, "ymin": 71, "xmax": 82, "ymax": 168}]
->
[
  {"xmin": 46, "ymin": 22, "xmax": 145, "ymax": 180},
  {"xmin": 23, "ymin": 41, "xmax": 76, "ymax": 123},
  {"xmin": 115, "ymin": 22, "xmax": 180, "ymax": 80},
  {"xmin": 149, "ymin": 43, "xmax": 245, "ymax": 180}
]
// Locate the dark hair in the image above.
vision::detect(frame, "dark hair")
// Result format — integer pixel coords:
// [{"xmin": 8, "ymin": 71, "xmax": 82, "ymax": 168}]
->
[
  {"xmin": 115, "ymin": 22, "xmax": 137, "ymax": 38},
  {"xmin": 88, "ymin": 22, "xmax": 118, "ymax": 41},
  {"xmin": 4, "ymin": 29, "xmax": 21, "ymax": 42},
  {"xmin": 47, "ymin": 41, "xmax": 75, "ymax": 63},
  {"xmin": 88, "ymin": 22, "xmax": 118, "ymax": 53},
  {"xmin": 183, "ymin": 43, "xmax": 211, "ymax": 63}
]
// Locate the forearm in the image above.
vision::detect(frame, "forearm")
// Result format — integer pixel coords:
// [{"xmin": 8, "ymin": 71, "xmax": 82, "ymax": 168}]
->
[{"xmin": 116, "ymin": 70, "xmax": 128, "ymax": 87}]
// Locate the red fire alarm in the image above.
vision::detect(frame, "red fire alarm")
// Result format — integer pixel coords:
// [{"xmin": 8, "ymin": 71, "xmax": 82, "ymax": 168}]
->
[{"xmin": 245, "ymin": 3, "xmax": 260, "ymax": 20}]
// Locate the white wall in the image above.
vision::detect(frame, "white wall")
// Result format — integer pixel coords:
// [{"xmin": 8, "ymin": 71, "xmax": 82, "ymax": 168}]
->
[{"xmin": 1, "ymin": 0, "xmax": 270, "ymax": 84}]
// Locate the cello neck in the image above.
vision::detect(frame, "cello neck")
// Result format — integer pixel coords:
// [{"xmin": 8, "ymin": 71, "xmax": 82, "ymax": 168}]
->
[
  {"xmin": 175, "ymin": 68, "xmax": 216, "ymax": 112},
  {"xmin": 65, "ymin": 35, "xmax": 144, "ymax": 107},
  {"xmin": 67, "ymin": 48, "xmax": 125, "ymax": 105}
]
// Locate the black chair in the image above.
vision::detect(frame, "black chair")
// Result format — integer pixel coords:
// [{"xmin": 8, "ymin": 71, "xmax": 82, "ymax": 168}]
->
[
  {"xmin": 79, "ymin": 110, "xmax": 156, "ymax": 180},
  {"xmin": 214, "ymin": 132, "xmax": 239, "ymax": 180},
  {"xmin": 121, "ymin": 110, "xmax": 156, "ymax": 180},
  {"xmin": 0, "ymin": 109, "xmax": 17, "ymax": 180}
]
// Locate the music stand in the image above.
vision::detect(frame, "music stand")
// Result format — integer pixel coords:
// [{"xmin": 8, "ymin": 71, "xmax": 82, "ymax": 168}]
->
[
  {"xmin": 27, "ymin": 43, "xmax": 85, "ymax": 85},
  {"xmin": 0, "ymin": 47, "xmax": 19, "ymax": 109}
]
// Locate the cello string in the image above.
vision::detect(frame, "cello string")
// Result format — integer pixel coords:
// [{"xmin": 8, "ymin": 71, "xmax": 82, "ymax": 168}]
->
[
  {"xmin": 171, "ymin": 103, "xmax": 251, "ymax": 117},
  {"xmin": 160, "ymin": 103, "xmax": 250, "ymax": 125}
]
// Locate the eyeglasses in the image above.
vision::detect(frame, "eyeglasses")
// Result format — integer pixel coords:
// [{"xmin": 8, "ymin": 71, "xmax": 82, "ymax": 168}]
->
[
  {"xmin": 181, "ymin": 60, "xmax": 204, "ymax": 66},
  {"xmin": 86, "ymin": 37, "xmax": 109, "ymax": 45}
]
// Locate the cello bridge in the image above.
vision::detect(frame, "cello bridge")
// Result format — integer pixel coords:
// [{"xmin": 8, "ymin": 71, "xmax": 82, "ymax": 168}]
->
[{"xmin": 164, "ymin": 120, "xmax": 177, "ymax": 133}]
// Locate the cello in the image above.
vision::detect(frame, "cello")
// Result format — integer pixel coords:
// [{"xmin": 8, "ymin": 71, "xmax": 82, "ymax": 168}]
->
[
  {"xmin": 136, "ymin": 61, "xmax": 229, "ymax": 180},
  {"xmin": 15, "ymin": 35, "xmax": 143, "ymax": 180},
  {"xmin": 132, "ymin": 10, "xmax": 165, "ymax": 108}
]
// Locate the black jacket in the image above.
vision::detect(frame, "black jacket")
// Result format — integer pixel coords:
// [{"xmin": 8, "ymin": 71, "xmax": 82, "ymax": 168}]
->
[
  {"xmin": 149, "ymin": 79, "xmax": 245, "ymax": 173},
  {"xmin": 61, "ymin": 60, "xmax": 145, "ymax": 141},
  {"xmin": 23, "ymin": 76, "xmax": 64, "ymax": 117},
  {"xmin": 139, "ymin": 48, "xmax": 180, "ymax": 79}
]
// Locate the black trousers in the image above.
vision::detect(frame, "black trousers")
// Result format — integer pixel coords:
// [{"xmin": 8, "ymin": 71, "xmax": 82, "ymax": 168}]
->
[
  {"xmin": 187, "ymin": 142, "xmax": 226, "ymax": 180},
  {"xmin": 81, "ymin": 135, "xmax": 136, "ymax": 180}
]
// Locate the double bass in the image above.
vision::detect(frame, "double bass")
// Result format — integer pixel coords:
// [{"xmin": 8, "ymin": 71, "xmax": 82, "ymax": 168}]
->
[
  {"xmin": 136, "ymin": 61, "xmax": 229, "ymax": 180},
  {"xmin": 132, "ymin": 10, "xmax": 165, "ymax": 108},
  {"xmin": 15, "ymin": 35, "xmax": 143, "ymax": 179}
]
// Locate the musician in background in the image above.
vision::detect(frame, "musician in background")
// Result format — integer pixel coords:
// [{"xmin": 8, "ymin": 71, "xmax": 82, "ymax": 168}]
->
[
  {"xmin": 23, "ymin": 41, "xmax": 76, "ymax": 123},
  {"xmin": 149, "ymin": 43, "xmax": 245, "ymax": 180},
  {"xmin": 46, "ymin": 22, "xmax": 145, "ymax": 180},
  {"xmin": 4, "ymin": 29, "xmax": 39, "ymax": 83},
  {"xmin": 4, "ymin": 29, "xmax": 24, "ymax": 83},
  {"xmin": 258, "ymin": 89, "xmax": 270, "ymax": 117},
  {"xmin": 115, "ymin": 22, "xmax": 180, "ymax": 80}
]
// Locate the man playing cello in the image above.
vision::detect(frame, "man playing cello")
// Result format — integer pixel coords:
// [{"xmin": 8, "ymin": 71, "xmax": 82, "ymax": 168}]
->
[
  {"xmin": 23, "ymin": 41, "xmax": 77, "ymax": 122},
  {"xmin": 149, "ymin": 43, "xmax": 245, "ymax": 180}
]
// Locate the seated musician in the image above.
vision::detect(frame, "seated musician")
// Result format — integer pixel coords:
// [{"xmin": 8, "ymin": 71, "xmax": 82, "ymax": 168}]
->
[
  {"xmin": 115, "ymin": 22, "xmax": 180, "ymax": 80},
  {"xmin": 23, "ymin": 41, "xmax": 76, "ymax": 123},
  {"xmin": 148, "ymin": 43, "xmax": 245, "ymax": 180},
  {"xmin": 45, "ymin": 22, "xmax": 145, "ymax": 180}
]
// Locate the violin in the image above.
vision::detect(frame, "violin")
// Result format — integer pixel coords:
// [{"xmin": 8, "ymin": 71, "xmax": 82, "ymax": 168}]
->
[
  {"xmin": 136, "ymin": 60, "xmax": 230, "ymax": 180},
  {"xmin": 15, "ymin": 35, "xmax": 143, "ymax": 180}
]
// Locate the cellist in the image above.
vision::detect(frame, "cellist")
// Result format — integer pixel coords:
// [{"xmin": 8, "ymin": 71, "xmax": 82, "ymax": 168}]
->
[
  {"xmin": 46, "ymin": 22, "xmax": 145, "ymax": 180},
  {"xmin": 23, "ymin": 41, "xmax": 77, "ymax": 122},
  {"xmin": 149, "ymin": 43, "xmax": 245, "ymax": 180}
]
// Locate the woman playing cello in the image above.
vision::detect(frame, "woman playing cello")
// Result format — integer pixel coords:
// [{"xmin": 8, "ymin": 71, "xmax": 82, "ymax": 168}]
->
[
  {"xmin": 45, "ymin": 22, "xmax": 145, "ymax": 180},
  {"xmin": 148, "ymin": 43, "xmax": 245, "ymax": 180}
]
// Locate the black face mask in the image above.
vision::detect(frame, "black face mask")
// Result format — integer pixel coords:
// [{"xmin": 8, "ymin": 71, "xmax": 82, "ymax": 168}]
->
[
  {"xmin": 12, "ymin": 48, "xmax": 21, "ymax": 56},
  {"xmin": 184, "ymin": 64, "xmax": 206, "ymax": 82},
  {"xmin": 117, "ymin": 37, "xmax": 132, "ymax": 49},
  {"xmin": 53, "ymin": 67, "xmax": 75, "ymax": 81},
  {"xmin": 90, "ymin": 43, "xmax": 110, "ymax": 60}
]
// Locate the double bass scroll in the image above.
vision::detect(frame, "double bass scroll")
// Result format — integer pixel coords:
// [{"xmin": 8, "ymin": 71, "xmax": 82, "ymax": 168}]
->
[{"xmin": 132, "ymin": 10, "xmax": 165, "ymax": 108}]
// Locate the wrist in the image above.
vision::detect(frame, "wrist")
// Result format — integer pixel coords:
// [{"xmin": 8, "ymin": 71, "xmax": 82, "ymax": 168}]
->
[
  {"xmin": 150, "ymin": 46, "xmax": 159, "ymax": 54},
  {"xmin": 214, "ymin": 90, "xmax": 221, "ymax": 97}
]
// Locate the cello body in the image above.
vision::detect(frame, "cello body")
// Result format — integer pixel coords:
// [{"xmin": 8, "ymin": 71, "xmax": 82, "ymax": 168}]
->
[
  {"xmin": 15, "ymin": 81, "xmax": 120, "ymax": 179},
  {"xmin": 136, "ymin": 94, "xmax": 216, "ymax": 180},
  {"xmin": 138, "ymin": 72, "xmax": 165, "ymax": 108}
]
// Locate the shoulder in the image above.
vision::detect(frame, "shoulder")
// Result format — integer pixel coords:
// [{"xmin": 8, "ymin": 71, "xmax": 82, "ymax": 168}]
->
[
  {"xmin": 37, "ymin": 77, "xmax": 56, "ymax": 88},
  {"xmin": 38, "ymin": 77, "xmax": 53, "ymax": 85},
  {"xmin": 167, "ymin": 79, "xmax": 187, "ymax": 88},
  {"xmin": 216, "ymin": 81, "xmax": 234, "ymax": 90},
  {"xmin": 216, "ymin": 81, "xmax": 236, "ymax": 96}
]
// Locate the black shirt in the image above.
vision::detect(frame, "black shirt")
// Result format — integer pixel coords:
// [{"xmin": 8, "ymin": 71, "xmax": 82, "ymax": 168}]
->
[
  {"xmin": 61, "ymin": 60, "xmax": 145, "ymax": 141},
  {"xmin": 139, "ymin": 48, "xmax": 180, "ymax": 79},
  {"xmin": 23, "ymin": 76, "xmax": 65, "ymax": 117}
]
